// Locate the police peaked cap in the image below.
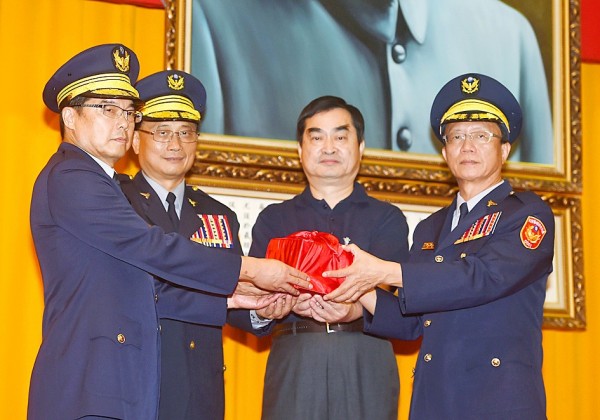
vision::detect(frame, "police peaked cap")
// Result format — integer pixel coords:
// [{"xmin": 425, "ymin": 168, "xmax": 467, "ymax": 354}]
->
[
  {"xmin": 135, "ymin": 70, "xmax": 207, "ymax": 123},
  {"xmin": 430, "ymin": 73, "xmax": 522, "ymax": 143},
  {"xmin": 43, "ymin": 43, "xmax": 141, "ymax": 113}
]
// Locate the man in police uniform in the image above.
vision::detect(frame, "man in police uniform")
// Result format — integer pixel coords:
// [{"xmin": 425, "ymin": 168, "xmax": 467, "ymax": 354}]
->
[
  {"xmin": 29, "ymin": 44, "xmax": 309, "ymax": 420},
  {"xmin": 324, "ymin": 73, "xmax": 554, "ymax": 419},
  {"xmin": 120, "ymin": 70, "xmax": 254, "ymax": 419}
]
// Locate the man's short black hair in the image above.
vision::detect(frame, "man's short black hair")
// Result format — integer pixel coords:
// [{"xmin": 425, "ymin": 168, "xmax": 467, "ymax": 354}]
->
[{"xmin": 296, "ymin": 96, "xmax": 365, "ymax": 144}]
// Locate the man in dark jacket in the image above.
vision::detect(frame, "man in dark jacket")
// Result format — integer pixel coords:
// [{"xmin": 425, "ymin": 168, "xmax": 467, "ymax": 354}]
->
[
  {"xmin": 120, "ymin": 69, "xmax": 262, "ymax": 420},
  {"xmin": 29, "ymin": 44, "xmax": 309, "ymax": 420},
  {"xmin": 325, "ymin": 73, "xmax": 554, "ymax": 420}
]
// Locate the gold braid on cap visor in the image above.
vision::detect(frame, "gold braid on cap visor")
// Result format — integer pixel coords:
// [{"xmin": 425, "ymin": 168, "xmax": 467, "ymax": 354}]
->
[
  {"xmin": 57, "ymin": 73, "xmax": 139, "ymax": 107},
  {"xmin": 140, "ymin": 95, "xmax": 201, "ymax": 122},
  {"xmin": 439, "ymin": 99, "xmax": 509, "ymax": 135}
]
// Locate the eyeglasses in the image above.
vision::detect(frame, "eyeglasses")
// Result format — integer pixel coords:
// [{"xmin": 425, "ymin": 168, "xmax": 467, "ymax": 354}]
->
[
  {"xmin": 73, "ymin": 104, "xmax": 142, "ymax": 124},
  {"xmin": 137, "ymin": 128, "xmax": 199, "ymax": 144},
  {"xmin": 442, "ymin": 130, "xmax": 502, "ymax": 146}
]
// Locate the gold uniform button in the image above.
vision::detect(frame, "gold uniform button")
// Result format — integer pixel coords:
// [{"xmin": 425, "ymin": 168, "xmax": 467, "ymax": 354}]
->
[
  {"xmin": 424, "ymin": 353, "xmax": 432, "ymax": 362},
  {"xmin": 117, "ymin": 333, "xmax": 126, "ymax": 344},
  {"xmin": 189, "ymin": 340, "xmax": 196, "ymax": 350},
  {"xmin": 460, "ymin": 253, "xmax": 467, "ymax": 259},
  {"xmin": 424, "ymin": 320, "xmax": 432, "ymax": 327},
  {"xmin": 434, "ymin": 255, "xmax": 444, "ymax": 263},
  {"xmin": 491, "ymin": 358, "xmax": 501, "ymax": 367},
  {"xmin": 222, "ymin": 365, "xmax": 227, "ymax": 372}
]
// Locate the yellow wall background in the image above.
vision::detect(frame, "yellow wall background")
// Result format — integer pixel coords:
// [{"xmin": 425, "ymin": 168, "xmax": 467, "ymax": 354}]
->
[{"xmin": 1, "ymin": 1, "xmax": 598, "ymax": 418}]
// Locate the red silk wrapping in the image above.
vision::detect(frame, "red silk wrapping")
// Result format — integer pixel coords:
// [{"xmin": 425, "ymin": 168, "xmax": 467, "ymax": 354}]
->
[{"xmin": 266, "ymin": 231, "xmax": 353, "ymax": 294}]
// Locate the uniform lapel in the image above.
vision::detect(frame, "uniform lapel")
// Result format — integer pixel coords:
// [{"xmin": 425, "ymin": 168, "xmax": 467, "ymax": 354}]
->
[
  {"xmin": 132, "ymin": 173, "xmax": 176, "ymax": 232},
  {"xmin": 436, "ymin": 181, "xmax": 513, "ymax": 251},
  {"xmin": 435, "ymin": 198, "xmax": 457, "ymax": 245},
  {"xmin": 410, "ymin": 205, "xmax": 452, "ymax": 257},
  {"xmin": 179, "ymin": 189, "xmax": 203, "ymax": 238}
]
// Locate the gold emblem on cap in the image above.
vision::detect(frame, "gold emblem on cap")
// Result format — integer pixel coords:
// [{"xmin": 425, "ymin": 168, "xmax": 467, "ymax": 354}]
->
[
  {"xmin": 168, "ymin": 74, "xmax": 185, "ymax": 91},
  {"xmin": 461, "ymin": 77, "xmax": 479, "ymax": 94},
  {"xmin": 112, "ymin": 47, "xmax": 130, "ymax": 73}
]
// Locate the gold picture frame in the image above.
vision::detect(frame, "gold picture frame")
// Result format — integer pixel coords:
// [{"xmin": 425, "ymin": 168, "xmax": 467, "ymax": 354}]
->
[{"xmin": 164, "ymin": 0, "xmax": 585, "ymax": 328}]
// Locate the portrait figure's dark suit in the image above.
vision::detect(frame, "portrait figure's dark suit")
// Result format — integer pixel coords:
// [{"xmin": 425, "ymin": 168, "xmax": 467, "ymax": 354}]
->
[
  {"xmin": 364, "ymin": 181, "xmax": 554, "ymax": 419},
  {"xmin": 120, "ymin": 172, "xmax": 252, "ymax": 420},
  {"xmin": 28, "ymin": 143, "xmax": 242, "ymax": 420},
  {"xmin": 192, "ymin": 0, "xmax": 552, "ymax": 163}
]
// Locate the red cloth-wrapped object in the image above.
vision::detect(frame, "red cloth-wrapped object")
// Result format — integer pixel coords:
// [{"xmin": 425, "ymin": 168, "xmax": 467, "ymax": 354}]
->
[{"xmin": 266, "ymin": 231, "xmax": 353, "ymax": 294}]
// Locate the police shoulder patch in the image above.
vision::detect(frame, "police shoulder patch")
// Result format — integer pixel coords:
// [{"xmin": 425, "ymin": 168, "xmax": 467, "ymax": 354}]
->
[{"xmin": 520, "ymin": 216, "xmax": 547, "ymax": 250}]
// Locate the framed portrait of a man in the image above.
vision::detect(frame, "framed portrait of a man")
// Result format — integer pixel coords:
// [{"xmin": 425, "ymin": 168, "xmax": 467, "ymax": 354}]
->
[{"xmin": 163, "ymin": 0, "xmax": 585, "ymax": 327}]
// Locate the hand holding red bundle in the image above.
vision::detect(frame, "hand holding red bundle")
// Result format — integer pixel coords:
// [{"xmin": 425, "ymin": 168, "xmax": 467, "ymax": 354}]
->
[{"xmin": 265, "ymin": 231, "xmax": 354, "ymax": 294}]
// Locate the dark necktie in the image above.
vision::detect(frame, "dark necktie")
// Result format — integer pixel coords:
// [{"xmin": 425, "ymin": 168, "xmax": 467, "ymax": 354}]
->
[
  {"xmin": 458, "ymin": 202, "xmax": 469, "ymax": 225},
  {"xmin": 166, "ymin": 192, "xmax": 179, "ymax": 231},
  {"xmin": 112, "ymin": 172, "xmax": 120, "ymax": 185}
]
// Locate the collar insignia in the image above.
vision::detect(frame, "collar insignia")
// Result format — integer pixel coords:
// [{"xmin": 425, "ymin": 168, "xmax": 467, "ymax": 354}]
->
[
  {"xmin": 139, "ymin": 192, "xmax": 150, "ymax": 200},
  {"xmin": 487, "ymin": 200, "xmax": 497, "ymax": 207},
  {"xmin": 188, "ymin": 198, "xmax": 197, "ymax": 207}
]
